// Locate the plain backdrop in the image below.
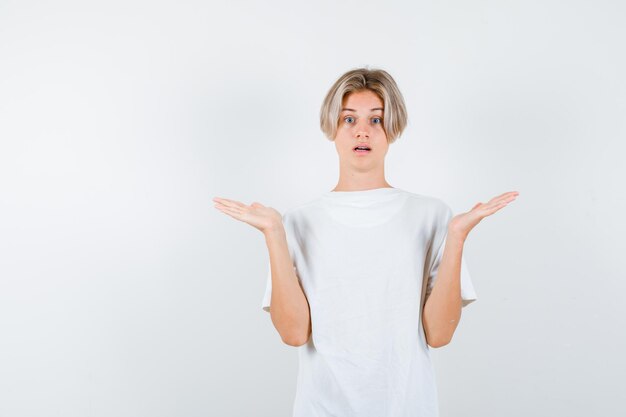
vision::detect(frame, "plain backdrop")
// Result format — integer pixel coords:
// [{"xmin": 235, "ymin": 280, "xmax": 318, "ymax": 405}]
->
[{"xmin": 1, "ymin": 0, "xmax": 625, "ymax": 416}]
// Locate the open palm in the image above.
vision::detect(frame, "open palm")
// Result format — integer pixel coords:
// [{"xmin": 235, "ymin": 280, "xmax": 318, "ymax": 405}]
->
[
  {"xmin": 213, "ymin": 196, "xmax": 283, "ymax": 234},
  {"xmin": 448, "ymin": 191, "xmax": 520, "ymax": 239}
]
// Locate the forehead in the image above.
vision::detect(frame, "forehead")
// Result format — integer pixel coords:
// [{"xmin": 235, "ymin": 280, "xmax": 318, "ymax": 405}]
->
[{"xmin": 341, "ymin": 90, "xmax": 384, "ymax": 110}]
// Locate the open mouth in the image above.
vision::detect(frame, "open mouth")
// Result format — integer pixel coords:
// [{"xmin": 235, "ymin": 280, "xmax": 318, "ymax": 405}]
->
[{"xmin": 353, "ymin": 146, "xmax": 371, "ymax": 153}]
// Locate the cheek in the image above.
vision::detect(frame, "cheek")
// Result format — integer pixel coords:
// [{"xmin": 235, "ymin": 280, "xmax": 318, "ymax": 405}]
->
[{"xmin": 333, "ymin": 137, "xmax": 347, "ymax": 151}]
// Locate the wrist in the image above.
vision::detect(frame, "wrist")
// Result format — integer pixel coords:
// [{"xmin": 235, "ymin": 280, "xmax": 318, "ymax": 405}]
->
[
  {"xmin": 264, "ymin": 223, "xmax": 286, "ymax": 239},
  {"xmin": 446, "ymin": 227, "xmax": 467, "ymax": 244}
]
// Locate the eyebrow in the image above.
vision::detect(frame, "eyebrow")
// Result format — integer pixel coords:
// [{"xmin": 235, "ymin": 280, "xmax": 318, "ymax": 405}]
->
[{"xmin": 341, "ymin": 107, "xmax": 384, "ymax": 112}]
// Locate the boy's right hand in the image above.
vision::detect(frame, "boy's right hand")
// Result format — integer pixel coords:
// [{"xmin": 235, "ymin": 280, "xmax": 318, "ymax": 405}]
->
[{"xmin": 212, "ymin": 197, "xmax": 283, "ymax": 235}]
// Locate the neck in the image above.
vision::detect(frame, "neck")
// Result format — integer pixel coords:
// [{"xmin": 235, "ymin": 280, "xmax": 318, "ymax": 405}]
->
[{"xmin": 332, "ymin": 166, "xmax": 392, "ymax": 192}]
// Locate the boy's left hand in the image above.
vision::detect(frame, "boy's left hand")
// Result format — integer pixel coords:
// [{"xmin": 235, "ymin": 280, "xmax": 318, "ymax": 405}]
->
[{"xmin": 448, "ymin": 191, "xmax": 520, "ymax": 240}]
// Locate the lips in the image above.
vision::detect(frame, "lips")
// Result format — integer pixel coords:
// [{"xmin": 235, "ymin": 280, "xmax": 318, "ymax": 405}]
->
[{"xmin": 354, "ymin": 146, "xmax": 371, "ymax": 155}]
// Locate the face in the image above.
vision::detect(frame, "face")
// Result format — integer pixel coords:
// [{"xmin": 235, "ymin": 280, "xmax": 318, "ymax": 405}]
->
[{"xmin": 334, "ymin": 89, "xmax": 389, "ymax": 170}]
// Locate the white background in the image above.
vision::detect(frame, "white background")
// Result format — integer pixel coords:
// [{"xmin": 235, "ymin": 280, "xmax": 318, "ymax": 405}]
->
[{"xmin": 1, "ymin": 0, "xmax": 624, "ymax": 416}]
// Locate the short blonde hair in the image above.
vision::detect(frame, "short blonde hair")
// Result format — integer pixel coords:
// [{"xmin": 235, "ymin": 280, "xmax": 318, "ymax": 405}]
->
[{"xmin": 320, "ymin": 67, "xmax": 408, "ymax": 144}]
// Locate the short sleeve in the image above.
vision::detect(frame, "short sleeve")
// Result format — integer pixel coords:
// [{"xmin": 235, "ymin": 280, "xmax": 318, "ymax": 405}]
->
[{"xmin": 425, "ymin": 204, "xmax": 478, "ymax": 308}]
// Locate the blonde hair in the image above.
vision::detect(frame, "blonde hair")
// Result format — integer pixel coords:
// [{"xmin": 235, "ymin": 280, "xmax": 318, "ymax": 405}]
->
[{"xmin": 319, "ymin": 67, "xmax": 408, "ymax": 144}]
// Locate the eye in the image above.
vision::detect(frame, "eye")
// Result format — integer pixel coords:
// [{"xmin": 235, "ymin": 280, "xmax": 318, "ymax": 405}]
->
[
  {"xmin": 344, "ymin": 116, "xmax": 355, "ymax": 124},
  {"xmin": 372, "ymin": 117, "xmax": 382, "ymax": 124}
]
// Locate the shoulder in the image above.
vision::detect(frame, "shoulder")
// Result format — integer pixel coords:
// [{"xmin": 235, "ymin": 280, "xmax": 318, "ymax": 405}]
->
[
  {"xmin": 280, "ymin": 198, "xmax": 320, "ymax": 223},
  {"xmin": 401, "ymin": 190, "xmax": 453, "ymax": 217}
]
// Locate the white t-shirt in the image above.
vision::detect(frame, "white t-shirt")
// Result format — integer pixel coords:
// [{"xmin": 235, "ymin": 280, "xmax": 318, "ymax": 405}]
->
[{"xmin": 261, "ymin": 187, "xmax": 477, "ymax": 417}]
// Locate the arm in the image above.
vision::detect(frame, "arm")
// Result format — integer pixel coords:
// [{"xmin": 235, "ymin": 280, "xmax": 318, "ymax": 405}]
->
[
  {"xmin": 211, "ymin": 196, "xmax": 311, "ymax": 347},
  {"xmin": 422, "ymin": 229, "xmax": 466, "ymax": 348},
  {"xmin": 264, "ymin": 224, "xmax": 311, "ymax": 347},
  {"xmin": 422, "ymin": 190, "xmax": 520, "ymax": 348}
]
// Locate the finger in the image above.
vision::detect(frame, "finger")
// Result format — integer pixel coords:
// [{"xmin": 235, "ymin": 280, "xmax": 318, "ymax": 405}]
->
[
  {"xmin": 498, "ymin": 191, "xmax": 519, "ymax": 198},
  {"xmin": 499, "ymin": 191, "xmax": 519, "ymax": 201},
  {"xmin": 483, "ymin": 199, "xmax": 515, "ymax": 213},
  {"xmin": 213, "ymin": 203, "xmax": 229, "ymax": 213},
  {"xmin": 216, "ymin": 198, "xmax": 246, "ymax": 208},
  {"xmin": 215, "ymin": 201, "xmax": 244, "ymax": 213},
  {"xmin": 486, "ymin": 194, "xmax": 512, "ymax": 205},
  {"xmin": 490, "ymin": 195, "xmax": 517, "ymax": 207},
  {"xmin": 500, "ymin": 193, "xmax": 518, "ymax": 205},
  {"xmin": 215, "ymin": 204, "xmax": 245, "ymax": 220},
  {"xmin": 476, "ymin": 204, "xmax": 504, "ymax": 218},
  {"xmin": 213, "ymin": 200, "xmax": 244, "ymax": 212},
  {"xmin": 473, "ymin": 197, "xmax": 510, "ymax": 215},
  {"xmin": 489, "ymin": 191, "xmax": 518, "ymax": 200},
  {"xmin": 483, "ymin": 200, "xmax": 514, "ymax": 215},
  {"xmin": 213, "ymin": 198, "xmax": 248, "ymax": 210},
  {"xmin": 212, "ymin": 196, "xmax": 247, "ymax": 206},
  {"xmin": 486, "ymin": 192, "xmax": 518, "ymax": 206},
  {"xmin": 218, "ymin": 211, "xmax": 241, "ymax": 221},
  {"xmin": 486, "ymin": 192, "xmax": 510, "ymax": 202}
]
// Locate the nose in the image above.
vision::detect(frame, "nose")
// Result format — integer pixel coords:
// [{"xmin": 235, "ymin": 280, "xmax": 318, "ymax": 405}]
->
[{"xmin": 354, "ymin": 120, "xmax": 370, "ymax": 139}]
